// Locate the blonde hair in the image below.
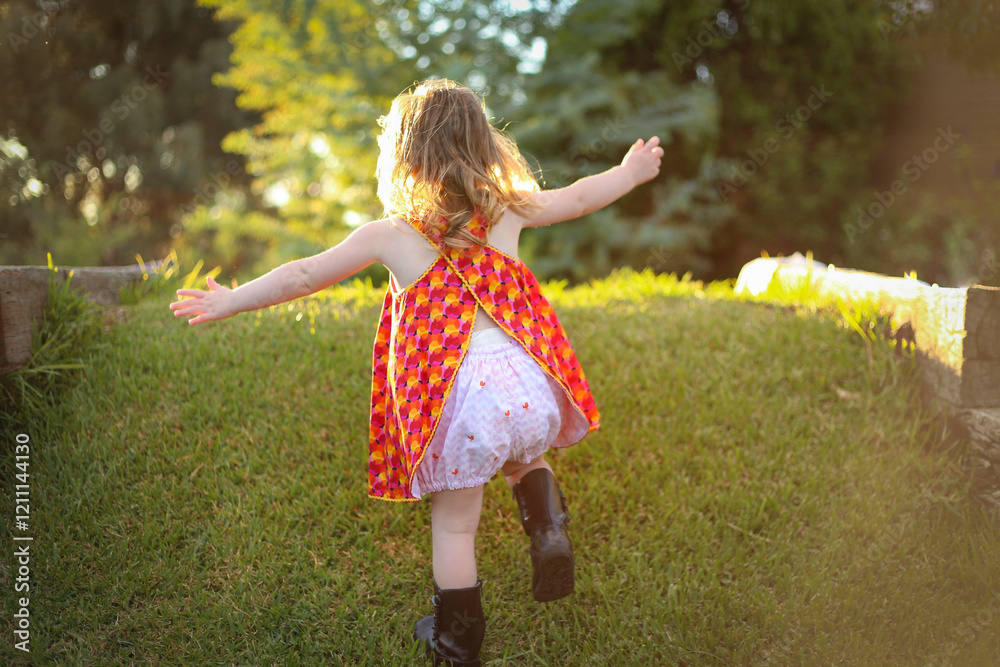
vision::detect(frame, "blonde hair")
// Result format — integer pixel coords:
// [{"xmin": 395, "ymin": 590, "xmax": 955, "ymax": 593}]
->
[{"xmin": 376, "ymin": 78, "xmax": 540, "ymax": 255}]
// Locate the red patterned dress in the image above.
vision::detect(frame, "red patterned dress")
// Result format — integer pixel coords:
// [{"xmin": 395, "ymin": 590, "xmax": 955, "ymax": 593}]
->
[{"xmin": 368, "ymin": 213, "xmax": 600, "ymax": 502}]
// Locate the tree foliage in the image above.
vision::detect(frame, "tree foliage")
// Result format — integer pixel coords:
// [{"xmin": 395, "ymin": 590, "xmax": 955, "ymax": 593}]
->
[
  {"xmin": 201, "ymin": 0, "xmax": 918, "ymax": 283},
  {"xmin": 2, "ymin": 0, "xmax": 997, "ymax": 287},
  {"xmin": 0, "ymin": 0, "xmax": 258, "ymax": 266},
  {"xmin": 190, "ymin": 0, "xmax": 560, "ymax": 279},
  {"xmin": 495, "ymin": 0, "xmax": 737, "ymax": 280},
  {"xmin": 506, "ymin": 0, "xmax": 912, "ymax": 281}
]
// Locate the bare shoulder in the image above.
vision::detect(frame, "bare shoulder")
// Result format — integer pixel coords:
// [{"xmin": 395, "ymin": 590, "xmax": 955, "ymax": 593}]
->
[
  {"xmin": 348, "ymin": 217, "xmax": 394, "ymax": 255},
  {"xmin": 374, "ymin": 215, "xmax": 422, "ymax": 237},
  {"xmin": 374, "ymin": 215, "xmax": 443, "ymax": 269},
  {"xmin": 501, "ymin": 199, "xmax": 532, "ymax": 231},
  {"xmin": 368, "ymin": 215, "xmax": 426, "ymax": 242},
  {"xmin": 489, "ymin": 209, "xmax": 525, "ymax": 259},
  {"xmin": 379, "ymin": 215, "xmax": 431, "ymax": 245}
]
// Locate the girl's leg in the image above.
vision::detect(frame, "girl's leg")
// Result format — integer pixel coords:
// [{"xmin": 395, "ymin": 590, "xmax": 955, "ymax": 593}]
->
[
  {"xmin": 430, "ymin": 484, "xmax": 485, "ymax": 590},
  {"xmin": 503, "ymin": 452, "xmax": 575, "ymax": 602},
  {"xmin": 416, "ymin": 485, "xmax": 487, "ymax": 663},
  {"xmin": 501, "ymin": 453, "xmax": 552, "ymax": 490}
]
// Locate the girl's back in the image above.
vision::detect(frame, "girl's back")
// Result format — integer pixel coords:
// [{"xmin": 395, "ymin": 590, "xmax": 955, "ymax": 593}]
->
[
  {"xmin": 377, "ymin": 209, "xmax": 527, "ymax": 334},
  {"xmin": 378, "ymin": 211, "xmax": 524, "ymax": 289}
]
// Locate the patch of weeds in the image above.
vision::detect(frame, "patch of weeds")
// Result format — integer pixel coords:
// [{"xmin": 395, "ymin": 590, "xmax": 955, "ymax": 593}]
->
[
  {"xmin": 118, "ymin": 248, "xmax": 220, "ymax": 306},
  {"xmin": 0, "ymin": 254, "xmax": 108, "ymax": 447}
]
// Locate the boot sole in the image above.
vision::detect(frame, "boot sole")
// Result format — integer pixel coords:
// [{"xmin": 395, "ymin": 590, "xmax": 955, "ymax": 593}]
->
[
  {"xmin": 430, "ymin": 650, "xmax": 481, "ymax": 667},
  {"xmin": 533, "ymin": 544, "xmax": 575, "ymax": 602},
  {"xmin": 413, "ymin": 632, "xmax": 482, "ymax": 667}
]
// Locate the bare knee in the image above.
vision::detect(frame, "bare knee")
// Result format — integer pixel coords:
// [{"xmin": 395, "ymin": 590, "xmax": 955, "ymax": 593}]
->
[
  {"xmin": 435, "ymin": 517, "xmax": 480, "ymax": 537},
  {"xmin": 500, "ymin": 460, "xmax": 526, "ymax": 477},
  {"xmin": 501, "ymin": 453, "xmax": 548, "ymax": 477},
  {"xmin": 501, "ymin": 454, "xmax": 552, "ymax": 487},
  {"xmin": 430, "ymin": 486, "xmax": 484, "ymax": 536}
]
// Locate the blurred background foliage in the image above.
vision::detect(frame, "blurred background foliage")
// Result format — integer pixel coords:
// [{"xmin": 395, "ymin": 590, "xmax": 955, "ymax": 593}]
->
[
  {"xmin": 1, "ymin": 0, "xmax": 998, "ymax": 287},
  {"xmin": 0, "ymin": 0, "xmax": 261, "ymax": 266}
]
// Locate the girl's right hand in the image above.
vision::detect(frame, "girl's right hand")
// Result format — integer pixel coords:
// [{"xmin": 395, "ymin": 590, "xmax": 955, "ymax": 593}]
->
[
  {"xmin": 170, "ymin": 275, "xmax": 235, "ymax": 325},
  {"xmin": 621, "ymin": 137, "xmax": 664, "ymax": 186}
]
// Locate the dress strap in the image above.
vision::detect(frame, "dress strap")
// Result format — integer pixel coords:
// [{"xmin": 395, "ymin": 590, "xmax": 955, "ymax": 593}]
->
[
  {"xmin": 405, "ymin": 212, "xmax": 488, "ymax": 255},
  {"xmin": 405, "ymin": 213, "xmax": 443, "ymax": 252}
]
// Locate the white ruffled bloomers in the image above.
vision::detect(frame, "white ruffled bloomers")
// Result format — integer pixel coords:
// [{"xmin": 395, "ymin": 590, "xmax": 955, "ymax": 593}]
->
[{"xmin": 411, "ymin": 326, "xmax": 573, "ymax": 498}]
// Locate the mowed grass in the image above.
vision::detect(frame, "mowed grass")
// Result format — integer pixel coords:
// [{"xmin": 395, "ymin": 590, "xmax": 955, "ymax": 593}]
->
[{"xmin": 3, "ymin": 267, "xmax": 999, "ymax": 666}]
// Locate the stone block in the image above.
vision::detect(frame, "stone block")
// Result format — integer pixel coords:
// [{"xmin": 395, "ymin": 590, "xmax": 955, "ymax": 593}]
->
[{"xmin": 0, "ymin": 264, "xmax": 149, "ymax": 376}]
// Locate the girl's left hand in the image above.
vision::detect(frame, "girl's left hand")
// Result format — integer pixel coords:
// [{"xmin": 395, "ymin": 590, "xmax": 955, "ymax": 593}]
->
[
  {"xmin": 621, "ymin": 136, "xmax": 663, "ymax": 186},
  {"xmin": 170, "ymin": 276, "xmax": 235, "ymax": 325}
]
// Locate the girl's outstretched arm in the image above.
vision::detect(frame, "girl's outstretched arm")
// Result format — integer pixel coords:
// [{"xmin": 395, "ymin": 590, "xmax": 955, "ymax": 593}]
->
[
  {"xmin": 170, "ymin": 219, "xmax": 384, "ymax": 325},
  {"xmin": 519, "ymin": 136, "xmax": 664, "ymax": 228}
]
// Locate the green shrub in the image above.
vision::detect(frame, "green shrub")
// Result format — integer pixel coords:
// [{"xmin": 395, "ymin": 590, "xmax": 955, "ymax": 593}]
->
[{"xmin": 0, "ymin": 254, "xmax": 107, "ymax": 444}]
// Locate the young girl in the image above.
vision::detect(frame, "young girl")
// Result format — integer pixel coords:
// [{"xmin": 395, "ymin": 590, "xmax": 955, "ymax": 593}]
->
[{"xmin": 170, "ymin": 78, "xmax": 662, "ymax": 666}]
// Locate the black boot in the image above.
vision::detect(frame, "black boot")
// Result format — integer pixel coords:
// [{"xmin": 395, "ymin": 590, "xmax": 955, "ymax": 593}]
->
[
  {"xmin": 511, "ymin": 468, "xmax": 575, "ymax": 602},
  {"xmin": 413, "ymin": 578, "xmax": 485, "ymax": 666}
]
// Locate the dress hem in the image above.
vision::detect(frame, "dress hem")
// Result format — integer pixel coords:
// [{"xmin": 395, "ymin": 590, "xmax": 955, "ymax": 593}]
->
[
  {"xmin": 410, "ymin": 441, "xmax": 578, "ymax": 498},
  {"xmin": 367, "ymin": 423, "xmax": 600, "ymax": 503}
]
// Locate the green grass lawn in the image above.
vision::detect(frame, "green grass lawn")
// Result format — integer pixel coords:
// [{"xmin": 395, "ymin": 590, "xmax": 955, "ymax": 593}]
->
[{"xmin": 3, "ymin": 267, "xmax": 999, "ymax": 665}]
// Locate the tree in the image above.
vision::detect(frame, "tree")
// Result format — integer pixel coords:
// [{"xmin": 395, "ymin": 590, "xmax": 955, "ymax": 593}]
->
[
  {"xmin": 0, "ymin": 0, "xmax": 258, "ymax": 266},
  {"xmin": 493, "ymin": 0, "xmax": 736, "ymax": 281},
  {"xmin": 885, "ymin": 0, "xmax": 1000, "ymax": 77},
  {"xmin": 190, "ymin": 0, "xmax": 557, "ymax": 280},
  {"xmin": 189, "ymin": 0, "xmax": 411, "ymax": 279},
  {"xmin": 493, "ymin": 0, "xmax": 915, "ymax": 282}
]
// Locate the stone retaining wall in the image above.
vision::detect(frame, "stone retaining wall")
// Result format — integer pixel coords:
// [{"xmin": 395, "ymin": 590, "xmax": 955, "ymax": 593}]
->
[
  {"xmin": 0, "ymin": 264, "xmax": 149, "ymax": 376},
  {"xmin": 736, "ymin": 255, "xmax": 1000, "ymax": 515}
]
